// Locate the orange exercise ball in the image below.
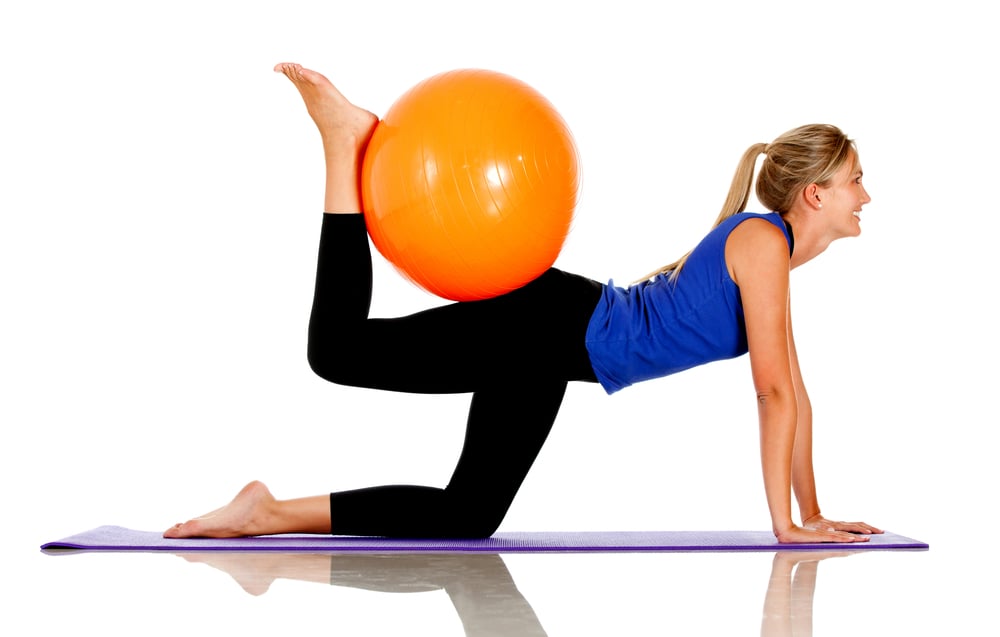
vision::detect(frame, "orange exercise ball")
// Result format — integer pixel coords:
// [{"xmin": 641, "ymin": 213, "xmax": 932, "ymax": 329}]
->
[{"xmin": 361, "ymin": 69, "xmax": 579, "ymax": 301}]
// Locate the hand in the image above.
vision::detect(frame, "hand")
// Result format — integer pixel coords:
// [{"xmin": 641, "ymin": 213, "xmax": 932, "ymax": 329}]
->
[
  {"xmin": 802, "ymin": 513, "xmax": 883, "ymax": 536},
  {"xmin": 774, "ymin": 523, "xmax": 873, "ymax": 544}
]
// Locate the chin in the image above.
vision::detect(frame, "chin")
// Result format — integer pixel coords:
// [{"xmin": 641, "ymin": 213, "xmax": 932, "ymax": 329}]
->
[{"xmin": 834, "ymin": 227, "xmax": 861, "ymax": 242}]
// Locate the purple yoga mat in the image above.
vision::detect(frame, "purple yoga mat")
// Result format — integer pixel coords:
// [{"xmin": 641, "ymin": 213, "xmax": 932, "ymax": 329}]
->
[{"xmin": 41, "ymin": 526, "xmax": 928, "ymax": 553}]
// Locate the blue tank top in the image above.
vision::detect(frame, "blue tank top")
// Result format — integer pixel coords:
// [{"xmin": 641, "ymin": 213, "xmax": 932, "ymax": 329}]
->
[{"xmin": 585, "ymin": 212, "xmax": 792, "ymax": 394}]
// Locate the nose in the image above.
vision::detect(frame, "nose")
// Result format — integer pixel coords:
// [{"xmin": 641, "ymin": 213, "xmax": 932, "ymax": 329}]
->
[{"xmin": 861, "ymin": 185, "xmax": 872, "ymax": 205}]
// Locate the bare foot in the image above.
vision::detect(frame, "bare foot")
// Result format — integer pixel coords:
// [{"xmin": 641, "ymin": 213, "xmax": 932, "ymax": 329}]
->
[
  {"xmin": 164, "ymin": 481, "xmax": 275, "ymax": 539},
  {"xmin": 164, "ymin": 481, "xmax": 332, "ymax": 538},
  {"xmin": 273, "ymin": 62, "xmax": 379, "ymax": 213},
  {"xmin": 274, "ymin": 63, "xmax": 378, "ymax": 153}
]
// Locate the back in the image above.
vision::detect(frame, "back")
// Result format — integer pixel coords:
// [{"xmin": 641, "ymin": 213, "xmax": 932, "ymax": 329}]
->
[{"xmin": 585, "ymin": 212, "xmax": 792, "ymax": 394}]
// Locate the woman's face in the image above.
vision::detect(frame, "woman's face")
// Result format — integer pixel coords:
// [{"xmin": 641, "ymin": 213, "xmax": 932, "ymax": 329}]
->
[{"xmin": 818, "ymin": 153, "xmax": 872, "ymax": 239}]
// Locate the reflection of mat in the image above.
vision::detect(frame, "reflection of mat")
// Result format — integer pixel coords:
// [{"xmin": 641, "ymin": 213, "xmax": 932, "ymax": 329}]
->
[{"xmin": 41, "ymin": 525, "xmax": 928, "ymax": 553}]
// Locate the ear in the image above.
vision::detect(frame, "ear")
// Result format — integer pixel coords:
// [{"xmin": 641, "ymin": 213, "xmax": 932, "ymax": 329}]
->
[{"xmin": 801, "ymin": 183, "xmax": 823, "ymax": 210}]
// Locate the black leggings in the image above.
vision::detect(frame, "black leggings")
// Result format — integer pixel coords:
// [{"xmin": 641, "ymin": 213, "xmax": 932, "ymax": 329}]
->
[{"xmin": 310, "ymin": 214, "xmax": 602, "ymax": 537}]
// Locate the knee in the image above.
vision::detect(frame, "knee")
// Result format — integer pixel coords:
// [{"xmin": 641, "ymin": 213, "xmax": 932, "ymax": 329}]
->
[
  {"xmin": 455, "ymin": 516, "xmax": 503, "ymax": 539},
  {"xmin": 307, "ymin": 339, "xmax": 349, "ymax": 385},
  {"xmin": 308, "ymin": 337, "xmax": 382, "ymax": 391},
  {"xmin": 444, "ymin": 496, "xmax": 507, "ymax": 539},
  {"xmin": 440, "ymin": 519, "xmax": 501, "ymax": 540}
]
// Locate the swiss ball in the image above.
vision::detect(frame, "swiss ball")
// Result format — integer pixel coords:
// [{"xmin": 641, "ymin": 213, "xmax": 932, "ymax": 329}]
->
[{"xmin": 361, "ymin": 69, "xmax": 579, "ymax": 301}]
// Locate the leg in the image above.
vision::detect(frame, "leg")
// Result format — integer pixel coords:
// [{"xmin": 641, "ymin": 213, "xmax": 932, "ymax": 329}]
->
[
  {"xmin": 326, "ymin": 381, "xmax": 569, "ymax": 538},
  {"xmin": 308, "ymin": 251, "xmax": 603, "ymax": 393},
  {"xmin": 165, "ymin": 382, "xmax": 567, "ymax": 539},
  {"xmin": 276, "ymin": 62, "xmax": 602, "ymax": 393},
  {"xmin": 272, "ymin": 62, "xmax": 378, "ymax": 213},
  {"xmin": 165, "ymin": 63, "xmax": 597, "ymax": 539},
  {"xmin": 277, "ymin": 63, "xmax": 602, "ymax": 394},
  {"xmin": 165, "ymin": 481, "xmax": 331, "ymax": 538}
]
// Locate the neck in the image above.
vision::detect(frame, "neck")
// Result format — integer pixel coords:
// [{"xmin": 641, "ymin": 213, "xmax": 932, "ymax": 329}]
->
[{"xmin": 782, "ymin": 210, "xmax": 835, "ymax": 270}]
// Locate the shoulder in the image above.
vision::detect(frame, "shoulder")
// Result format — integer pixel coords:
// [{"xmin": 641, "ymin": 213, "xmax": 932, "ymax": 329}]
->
[
  {"xmin": 728, "ymin": 216, "xmax": 788, "ymax": 252},
  {"xmin": 725, "ymin": 217, "xmax": 790, "ymax": 287}
]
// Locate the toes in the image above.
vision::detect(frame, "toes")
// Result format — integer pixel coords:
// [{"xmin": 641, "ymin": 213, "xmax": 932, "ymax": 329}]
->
[
  {"xmin": 163, "ymin": 523, "xmax": 183, "ymax": 538},
  {"xmin": 274, "ymin": 63, "xmax": 305, "ymax": 83}
]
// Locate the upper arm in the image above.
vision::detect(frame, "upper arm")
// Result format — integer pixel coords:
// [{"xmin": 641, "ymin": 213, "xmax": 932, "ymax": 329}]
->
[{"xmin": 726, "ymin": 219, "xmax": 794, "ymax": 398}]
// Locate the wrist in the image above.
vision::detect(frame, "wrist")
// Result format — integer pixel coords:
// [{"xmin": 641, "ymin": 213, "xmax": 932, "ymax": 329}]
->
[
  {"xmin": 772, "ymin": 519, "xmax": 797, "ymax": 536},
  {"xmin": 801, "ymin": 511, "xmax": 823, "ymax": 525}
]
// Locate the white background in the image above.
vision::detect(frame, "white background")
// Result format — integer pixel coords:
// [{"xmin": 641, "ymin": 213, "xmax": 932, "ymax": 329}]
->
[{"xmin": 2, "ymin": 1, "xmax": 997, "ymax": 633}]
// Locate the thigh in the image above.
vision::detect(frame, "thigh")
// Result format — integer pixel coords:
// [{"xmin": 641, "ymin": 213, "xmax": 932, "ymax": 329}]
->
[{"xmin": 318, "ymin": 269, "xmax": 601, "ymax": 393}]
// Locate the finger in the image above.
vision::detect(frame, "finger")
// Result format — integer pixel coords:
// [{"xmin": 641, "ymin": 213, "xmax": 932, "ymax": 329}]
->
[
  {"xmin": 810, "ymin": 526, "xmax": 870, "ymax": 542},
  {"xmin": 834, "ymin": 521, "xmax": 884, "ymax": 535},
  {"xmin": 777, "ymin": 527, "xmax": 870, "ymax": 544},
  {"xmin": 827, "ymin": 531, "xmax": 870, "ymax": 543}
]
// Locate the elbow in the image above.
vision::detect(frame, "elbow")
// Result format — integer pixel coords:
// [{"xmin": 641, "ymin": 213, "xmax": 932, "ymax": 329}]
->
[
  {"xmin": 755, "ymin": 384, "xmax": 797, "ymax": 418},
  {"xmin": 755, "ymin": 383, "xmax": 793, "ymax": 404}
]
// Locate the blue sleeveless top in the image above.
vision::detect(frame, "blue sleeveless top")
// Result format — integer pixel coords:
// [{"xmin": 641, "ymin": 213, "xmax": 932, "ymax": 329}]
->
[{"xmin": 585, "ymin": 212, "xmax": 792, "ymax": 394}]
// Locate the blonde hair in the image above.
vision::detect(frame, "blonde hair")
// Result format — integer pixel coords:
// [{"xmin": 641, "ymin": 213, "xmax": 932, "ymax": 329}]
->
[{"xmin": 639, "ymin": 124, "xmax": 856, "ymax": 282}]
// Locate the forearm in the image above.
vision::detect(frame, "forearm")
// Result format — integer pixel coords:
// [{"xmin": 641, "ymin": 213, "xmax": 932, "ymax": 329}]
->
[
  {"xmin": 791, "ymin": 395, "xmax": 821, "ymax": 523},
  {"xmin": 786, "ymin": 308, "xmax": 820, "ymax": 524},
  {"xmin": 758, "ymin": 389, "xmax": 798, "ymax": 536}
]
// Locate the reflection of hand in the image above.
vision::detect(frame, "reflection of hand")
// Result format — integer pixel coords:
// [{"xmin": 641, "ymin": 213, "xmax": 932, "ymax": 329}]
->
[
  {"xmin": 772, "ymin": 550, "xmax": 857, "ymax": 568},
  {"xmin": 762, "ymin": 551, "xmax": 857, "ymax": 637},
  {"xmin": 802, "ymin": 513, "xmax": 883, "ymax": 536}
]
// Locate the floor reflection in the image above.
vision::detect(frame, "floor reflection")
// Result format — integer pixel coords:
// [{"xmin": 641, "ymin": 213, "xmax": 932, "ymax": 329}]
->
[
  {"xmin": 761, "ymin": 551, "xmax": 858, "ymax": 636},
  {"xmin": 173, "ymin": 549, "xmax": 863, "ymax": 636},
  {"xmin": 177, "ymin": 552, "xmax": 548, "ymax": 636}
]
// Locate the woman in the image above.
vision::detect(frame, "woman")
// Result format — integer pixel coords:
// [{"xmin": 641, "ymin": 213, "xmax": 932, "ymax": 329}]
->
[{"xmin": 164, "ymin": 63, "xmax": 880, "ymax": 544}]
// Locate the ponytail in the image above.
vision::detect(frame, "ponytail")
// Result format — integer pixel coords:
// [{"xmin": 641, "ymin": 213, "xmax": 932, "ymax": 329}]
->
[
  {"xmin": 710, "ymin": 142, "xmax": 770, "ymax": 231},
  {"xmin": 637, "ymin": 142, "xmax": 768, "ymax": 283}
]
